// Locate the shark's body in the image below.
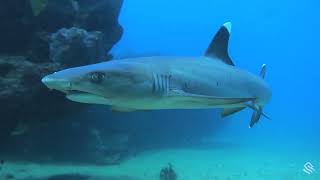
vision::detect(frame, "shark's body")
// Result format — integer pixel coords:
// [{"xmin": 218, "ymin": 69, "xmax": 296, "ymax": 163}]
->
[{"xmin": 42, "ymin": 22, "xmax": 272, "ymax": 127}]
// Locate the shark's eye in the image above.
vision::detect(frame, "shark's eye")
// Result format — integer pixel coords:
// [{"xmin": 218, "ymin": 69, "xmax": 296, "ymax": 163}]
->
[{"xmin": 90, "ymin": 72, "xmax": 105, "ymax": 83}]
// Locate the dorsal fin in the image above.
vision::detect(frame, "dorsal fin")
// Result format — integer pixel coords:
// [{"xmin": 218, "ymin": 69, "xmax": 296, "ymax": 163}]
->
[{"xmin": 205, "ymin": 22, "xmax": 234, "ymax": 66}]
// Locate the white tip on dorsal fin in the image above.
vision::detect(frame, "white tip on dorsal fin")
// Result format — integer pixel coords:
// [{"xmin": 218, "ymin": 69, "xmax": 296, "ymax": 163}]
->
[
  {"xmin": 205, "ymin": 22, "xmax": 235, "ymax": 66},
  {"xmin": 223, "ymin": 22, "xmax": 232, "ymax": 33}
]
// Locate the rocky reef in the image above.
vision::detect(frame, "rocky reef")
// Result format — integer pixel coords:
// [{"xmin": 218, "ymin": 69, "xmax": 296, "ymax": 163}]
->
[
  {"xmin": 49, "ymin": 27, "xmax": 108, "ymax": 67},
  {"xmin": 0, "ymin": 0, "xmax": 124, "ymax": 164},
  {"xmin": 0, "ymin": 0, "xmax": 123, "ymax": 58}
]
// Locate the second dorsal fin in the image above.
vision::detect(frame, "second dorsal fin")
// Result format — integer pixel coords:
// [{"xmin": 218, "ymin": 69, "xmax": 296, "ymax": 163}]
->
[{"xmin": 205, "ymin": 22, "xmax": 234, "ymax": 66}]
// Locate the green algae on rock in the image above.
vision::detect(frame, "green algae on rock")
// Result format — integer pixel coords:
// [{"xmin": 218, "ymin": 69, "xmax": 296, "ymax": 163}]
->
[{"xmin": 30, "ymin": 0, "xmax": 48, "ymax": 16}]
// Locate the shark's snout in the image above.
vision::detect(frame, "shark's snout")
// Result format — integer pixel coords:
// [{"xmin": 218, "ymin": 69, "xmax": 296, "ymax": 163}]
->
[{"xmin": 41, "ymin": 74, "xmax": 72, "ymax": 91}]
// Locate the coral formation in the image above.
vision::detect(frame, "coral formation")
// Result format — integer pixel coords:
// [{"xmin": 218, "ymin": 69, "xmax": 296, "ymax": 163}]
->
[
  {"xmin": 0, "ymin": 0, "xmax": 123, "ymax": 136},
  {"xmin": 50, "ymin": 27, "xmax": 106, "ymax": 66},
  {"xmin": 0, "ymin": 56, "xmax": 82, "ymax": 140},
  {"xmin": 160, "ymin": 163, "xmax": 178, "ymax": 180}
]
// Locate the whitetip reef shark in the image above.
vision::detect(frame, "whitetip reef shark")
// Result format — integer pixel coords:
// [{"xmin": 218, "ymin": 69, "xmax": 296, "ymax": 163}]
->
[{"xmin": 42, "ymin": 22, "xmax": 272, "ymax": 128}]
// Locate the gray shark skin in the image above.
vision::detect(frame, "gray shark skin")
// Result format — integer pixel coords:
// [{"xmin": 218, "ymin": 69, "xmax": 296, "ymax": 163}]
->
[{"xmin": 42, "ymin": 22, "xmax": 272, "ymax": 127}]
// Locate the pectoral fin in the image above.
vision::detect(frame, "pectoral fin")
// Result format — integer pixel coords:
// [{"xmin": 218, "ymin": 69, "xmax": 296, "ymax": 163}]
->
[{"xmin": 222, "ymin": 107, "xmax": 246, "ymax": 117}]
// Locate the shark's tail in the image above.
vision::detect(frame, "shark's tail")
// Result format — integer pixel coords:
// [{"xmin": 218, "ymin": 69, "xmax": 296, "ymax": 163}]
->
[
  {"xmin": 207, "ymin": 22, "xmax": 271, "ymax": 128},
  {"xmin": 249, "ymin": 105, "xmax": 262, "ymax": 128},
  {"xmin": 246, "ymin": 103, "xmax": 271, "ymax": 128},
  {"xmin": 247, "ymin": 64, "xmax": 270, "ymax": 128}
]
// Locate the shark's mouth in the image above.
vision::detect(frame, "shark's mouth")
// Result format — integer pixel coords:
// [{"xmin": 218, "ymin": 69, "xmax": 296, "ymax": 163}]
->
[{"xmin": 65, "ymin": 90, "xmax": 111, "ymax": 105}]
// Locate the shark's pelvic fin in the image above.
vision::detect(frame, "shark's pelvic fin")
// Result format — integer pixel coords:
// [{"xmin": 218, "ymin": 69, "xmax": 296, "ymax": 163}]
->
[
  {"xmin": 205, "ymin": 22, "xmax": 235, "ymax": 66},
  {"xmin": 222, "ymin": 107, "xmax": 246, "ymax": 117}
]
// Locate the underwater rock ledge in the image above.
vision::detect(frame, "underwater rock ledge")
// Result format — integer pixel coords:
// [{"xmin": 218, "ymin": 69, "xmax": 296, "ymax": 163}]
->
[{"xmin": 0, "ymin": 0, "xmax": 124, "ymax": 164}]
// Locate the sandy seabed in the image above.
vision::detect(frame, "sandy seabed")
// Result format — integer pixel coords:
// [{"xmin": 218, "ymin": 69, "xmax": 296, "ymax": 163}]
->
[{"xmin": 1, "ymin": 138, "xmax": 319, "ymax": 180}]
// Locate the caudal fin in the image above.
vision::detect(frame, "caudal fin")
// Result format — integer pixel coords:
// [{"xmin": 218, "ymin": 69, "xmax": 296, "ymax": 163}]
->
[
  {"xmin": 246, "ymin": 103, "xmax": 271, "ymax": 128},
  {"xmin": 260, "ymin": 64, "xmax": 267, "ymax": 78},
  {"xmin": 246, "ymin": 64, "xmax": 271, "ymax": 128},
  {"xmin": 249, "ymin": 105, "xmax": 262, "ymax": 128}
]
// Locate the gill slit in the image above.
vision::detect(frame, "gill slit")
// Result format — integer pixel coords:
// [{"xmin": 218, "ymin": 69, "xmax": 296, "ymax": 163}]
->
[{"xmin": 153, "ymin": 74, "xmax": 171, "ymax": 95}]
